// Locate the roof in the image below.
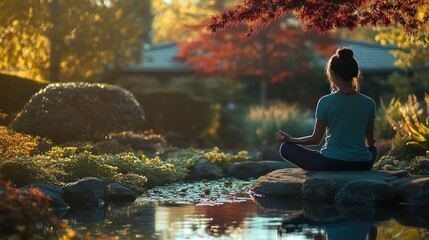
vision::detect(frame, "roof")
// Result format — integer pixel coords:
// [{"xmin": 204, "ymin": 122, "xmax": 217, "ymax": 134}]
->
[
  {"xmin": 334, "ymin": 39, "xmax": 401, "ymax": 73},
  {"xmin": 124, "ymin": 42, "xmax": 193, "ymax": 73},
  {"xmin": 124, "ymin": 40, "xmax": 401, "ymax": 74}
]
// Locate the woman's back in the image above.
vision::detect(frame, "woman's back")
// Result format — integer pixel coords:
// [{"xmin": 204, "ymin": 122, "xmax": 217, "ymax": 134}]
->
[{"xmin": 317, "ymin": 92, "xmax": 375, "ymax": 161}]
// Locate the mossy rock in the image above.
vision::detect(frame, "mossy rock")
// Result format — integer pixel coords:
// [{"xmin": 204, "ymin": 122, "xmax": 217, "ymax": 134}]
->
[{"xmin": 12, "ymin": 83, "xmax": 144, "ymax": 143}]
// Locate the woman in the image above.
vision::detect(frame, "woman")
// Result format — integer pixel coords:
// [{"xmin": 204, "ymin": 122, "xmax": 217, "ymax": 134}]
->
[{"xmin": 276, "ymin": 47, "xmax": 377, "ymax": 171}]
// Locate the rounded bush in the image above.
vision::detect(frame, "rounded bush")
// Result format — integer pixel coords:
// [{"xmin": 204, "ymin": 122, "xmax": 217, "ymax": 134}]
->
[{"xmin": 11, "ymin": 83, "xmax": 145, "ymax": 143}]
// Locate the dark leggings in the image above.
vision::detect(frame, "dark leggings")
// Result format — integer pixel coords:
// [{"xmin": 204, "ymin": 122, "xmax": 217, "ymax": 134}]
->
[{"xmin": 279, "ymin": 143, "xmax": 377, "ymax": 171}]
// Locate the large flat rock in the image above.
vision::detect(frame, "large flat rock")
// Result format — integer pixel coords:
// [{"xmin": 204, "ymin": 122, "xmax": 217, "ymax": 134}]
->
[
  {"xmin": 248, "ymin": 168, "xmax": 309, "ymax": 197},
  {"xmin": 249, "ymin": 169, "xmax": 400, "ymax": 199}
]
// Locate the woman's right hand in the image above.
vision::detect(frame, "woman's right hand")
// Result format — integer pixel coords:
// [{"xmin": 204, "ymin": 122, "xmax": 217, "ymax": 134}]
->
[{"xmin": 276, "ymin": 130, "xmax": 290, "ymax": 142}]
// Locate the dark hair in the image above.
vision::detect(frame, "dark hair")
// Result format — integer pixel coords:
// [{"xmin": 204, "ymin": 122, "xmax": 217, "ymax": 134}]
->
[{"xmin": 325, "ymin": 47, "xmax": 361, "ymax": 92}]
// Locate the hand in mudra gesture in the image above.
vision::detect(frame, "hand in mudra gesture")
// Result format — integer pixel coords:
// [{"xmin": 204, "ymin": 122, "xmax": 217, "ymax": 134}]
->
[{"xmin": 276, "ymin": 130, "xmax": 291, "ymax": 142}]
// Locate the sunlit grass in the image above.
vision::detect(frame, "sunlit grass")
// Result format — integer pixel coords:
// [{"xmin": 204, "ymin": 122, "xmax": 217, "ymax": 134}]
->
[{"xmin": 242, "ymin": 101, "xmax": 313, "ymax": 146}]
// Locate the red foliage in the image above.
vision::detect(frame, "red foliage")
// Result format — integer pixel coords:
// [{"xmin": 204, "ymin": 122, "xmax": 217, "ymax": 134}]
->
[
  {"xmin": 0, "ymin": 179, "xmax": 58, "ymax": 236},
  {"xmin": 177, "ymin": 19, "xmax": 338, "ymax": 84},
  {"xmin": 208, "ymin": 0, "xmax": 427, "ymax": 34}
]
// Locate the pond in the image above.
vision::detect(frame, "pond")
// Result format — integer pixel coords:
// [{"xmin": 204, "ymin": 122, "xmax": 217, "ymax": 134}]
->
[{"xmin": 61, "ymin": 179, "xmax": 429, "ymax": 240}]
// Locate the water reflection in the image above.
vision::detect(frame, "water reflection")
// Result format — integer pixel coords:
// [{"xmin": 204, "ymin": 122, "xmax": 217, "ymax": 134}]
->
[{"xmin": 64, "ymin": 197, "xmax": 429, "ymax": 239}]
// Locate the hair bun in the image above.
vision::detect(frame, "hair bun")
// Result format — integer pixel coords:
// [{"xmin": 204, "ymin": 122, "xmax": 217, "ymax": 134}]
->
[{"xmin": 337, "ymin": 47, "xmax": 354, "ymax": 60}]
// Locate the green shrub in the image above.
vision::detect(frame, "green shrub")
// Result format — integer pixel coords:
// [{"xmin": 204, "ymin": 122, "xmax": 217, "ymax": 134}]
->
[
  {"xmin": 0, "ymin": 157, "xmax": 57, "ymax": 186},
  {"xmin": 375, "ymin": 97, "xmax": 401, "ymax": 140},
  {"xmin": 0, "ymin": 73, "xmax": 48, "ymax": 114},
  {"xmin": 107, "ymin": 130, "xmax": 167, "ymax": 153},
  {"xmin": 203, "ymin": 147, "xmax": 250, "ymax": 168},
  {"xmin": 11, "ymin": 82, "xmax": 145, "ymax": 143},
  {"xmin": 241, "ymin": 101, "xmax": 313, "ymax": 146},
  {"xmin": 387, "ymin": 94, "xmax": 429, "ymax": 160},
  {"xmin": 135, "ymin": 90, "xmax": 220, "ymax": 146},
  {"xmin": 0, "ymin": 126, "xmax": 51, "ymax": 160},
  {"xmin": 114, "ymin": 173, "xmax": 148, "ymax": 194},
  {"xmin": 372, "ymin": 154, "xmax": 429, "ymax": 176}
]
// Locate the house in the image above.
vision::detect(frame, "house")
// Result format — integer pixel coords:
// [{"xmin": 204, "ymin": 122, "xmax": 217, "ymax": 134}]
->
[{"xmin": 107, "ymin": 39, "xmax": 403, "ymax": 83}]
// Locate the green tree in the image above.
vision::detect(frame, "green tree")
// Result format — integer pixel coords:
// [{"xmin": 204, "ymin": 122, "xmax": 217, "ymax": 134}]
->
[
  {"xmin": 151, "ymin": 0, "xmax": 236, "ymax": 43},
  {"xmin": 375, "ymin": 1, "xmax": 429, "ymax": 68},
  {"xmin": 0, "ymin": 0, "xmax": 152, "ymax": 82}
]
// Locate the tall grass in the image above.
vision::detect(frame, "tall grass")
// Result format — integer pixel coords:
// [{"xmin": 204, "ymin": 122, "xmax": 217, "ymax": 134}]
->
[{"xmin": 242, "ymin": 101, "xmax": 313, "ymax": 146}]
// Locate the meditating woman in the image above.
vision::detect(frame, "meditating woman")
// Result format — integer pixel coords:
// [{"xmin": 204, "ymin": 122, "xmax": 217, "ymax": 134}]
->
[{"xmin": 276, "ymin": 47, "xmax": 377, "ymax": 171}]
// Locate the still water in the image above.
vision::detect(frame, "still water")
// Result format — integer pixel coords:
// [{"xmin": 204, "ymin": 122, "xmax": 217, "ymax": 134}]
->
[{"xmin": 64, "ymin": 179, "xmax": 429, "ymax": 240}]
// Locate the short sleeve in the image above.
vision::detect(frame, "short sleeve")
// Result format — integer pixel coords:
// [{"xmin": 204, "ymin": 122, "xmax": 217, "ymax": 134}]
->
[
  {"xmin": 315, "ymin": 97, "xmax": 327, "ymax": 120},
  {"xmin": 370, "ymin": 99, "xmax": 376, "ymax": 120}
]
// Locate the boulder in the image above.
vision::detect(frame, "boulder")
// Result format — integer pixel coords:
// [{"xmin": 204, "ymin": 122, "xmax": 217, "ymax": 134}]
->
[
  {"xmin": 418, "ymin": 159, "xmax": 429, "ymax": 171},
  {"xmin": 226, "ymin": 161, "xmax": 294, "ymax": 180},
  {"xmin": 22, "ymin": 184, "xmax": 69, "ymax": 209},
  {"xmin": 334, "ymin": 179, "xmax": 397, "ymax": 206},
  {"xmin": 62, "ymin": 177, "xmax": 106, "ymax": 207},
  {"xmin": 188, "ymin": 158, "xmax": 224, "ymax": 180},
  {"xmin": 396, "ymin": 177, "xmax": 429, "ymax": 207},
  {"xmin": 388, "ymin": 176, "xmax": 422, "ymax": 187},
  {"xmin": 248, "ymin": 168, "xmax": 308, "ymax": 197},
  {"xmin": 249, "ymin": 169, "xmax": 400, "ymax": 199},
  {"xmin": 11, "ymin": 83, "xmax": 144, "ymax": 143},
  {"xmin": 106, "ymin": 183, "xmax": 137, "ymax": 202}
]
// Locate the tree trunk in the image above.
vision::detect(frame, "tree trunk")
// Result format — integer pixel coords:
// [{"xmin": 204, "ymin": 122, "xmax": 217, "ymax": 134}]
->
[{"xmin": 48, "ymin": 1, "xmax": 62, "ymax": 82}]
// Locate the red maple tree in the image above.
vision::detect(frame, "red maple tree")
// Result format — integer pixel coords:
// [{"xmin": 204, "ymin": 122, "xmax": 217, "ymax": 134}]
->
[
  {"xmin": 177, "ymin": 19, "xmax": 338, "ymax": 104},
  {"xmin": 208, "ymin": 0, "xmax": 427, "ymax": 35}
]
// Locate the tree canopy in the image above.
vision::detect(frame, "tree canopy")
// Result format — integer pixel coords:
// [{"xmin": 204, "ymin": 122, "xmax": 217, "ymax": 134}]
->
[
  {"xmin": 0, "ymin": 0, "xmax": 152, "ymax": 82},
  {"xmin": 208, "ymin": 0, "xmax": 428, "ymax": 36},
  {"xmin": 375, "ymin": 1, "xmax": 429, "ymax": 68},
  {"xmin": 178, "ymin": 18, "xmax": 338, "ymax": 104}
]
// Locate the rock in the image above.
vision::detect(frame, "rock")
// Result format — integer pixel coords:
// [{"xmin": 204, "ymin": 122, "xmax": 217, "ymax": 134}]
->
[
  {"xmin": 302, "ymin": 170, "xmax": 399, "ymax": 203},
  {"xmin": 418, "ymin": 159, "xmax": 429, "ymax": 171},
  {"xmin": 302, "ymin": 178, "xmax": 343, "ymax": 204},
  {"xmin": 396, "ymin": 177, "xmax": 429, "ymax": 207},
  {"xmin": 106, "ymin": 183, "xmax": 137, "ymax": 202},
  {"xmin": 22, "ymin": 184, "xmax": 69, "ymax": 209},
  {"xmin": 188, "ymin": 158, "xmax": 224, "ymax": 180},
  {"xmin": 388, "ymin": 176, "xmax": 422, "ymax": 187},
  {"xmin": 250, "ymin": 169, "xmax": 400, "ymax": 199},
  {"xmin": 226, "ymin": 161, "xmax": 294, "ymax": 180},
  {"xmin": 335, "ymin": 179, "xmax": 397, "ymax": 206},
  {"xmin": 62, "ymin": 177, "xmax": 106, "ymax": 207},
  {"xmin": 248, "ymin": 168, "xmax": 309, "ymax": 197}
]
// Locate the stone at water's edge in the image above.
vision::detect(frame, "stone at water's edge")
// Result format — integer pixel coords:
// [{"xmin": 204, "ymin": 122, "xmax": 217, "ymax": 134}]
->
[
  {"xmin": 188, "ymin": 158, "xmax": 224, "ymax": 180},
  {"xmin": 396, "ymin": 177, "xmax": 429, "ymax": 207},
  {"xmin": 227, "ymin": 161, "xmax": 295, "ymax": 180},
  {"xmin": 22, "ymin": 184, "xmax": 70, "ymax": 209},
  {"xmin": 106, "ymin": 183, "xmax": 137, "ymax": 202},
  {"xmin": 248, "ymin": 168, "xmax": 308, "ymax": 197},
  {"xmin": 334, "ymin": 179, "xmax": 397, "ymax": 206},
  {"xmin": 62, "ymin": 177, "xmax": 106, "ymax": 207},
  {"xmin": 250, "ymin": 168, "xmax": 429, "ymax": 208}
]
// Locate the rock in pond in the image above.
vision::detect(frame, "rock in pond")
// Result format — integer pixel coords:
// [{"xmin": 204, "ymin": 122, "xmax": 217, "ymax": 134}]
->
[
  {"xmin": 22, "ymin": 183, "xmax": 69, "ymax": 209},
  {"xmin": 396, "ymin": 177, "xmax": 429, "ymax": 207},
  {"xmin": 334, "ymin": 179, "xmax": 397, "ymax": 206},
  {"xmin": 106, "ymin": 183, "xmax": 137, "ymax": 202},
  {"xmin": 249, "ymin": 169, "xmax": 399, "ymax": 199},
  {"xmin": 248, "ymin": 168, "xmax": 308, "ymax": 197},
  {"xmin": 188, "ymin": 158, "xmax": 224, "ymax": 180},
  {"xmin": 62, "ymin": 177, "xmax": 106, "ymax": 207},
  {"xmin": 227, "ymin": 161, "xmax": 294, "ymax": 180}
]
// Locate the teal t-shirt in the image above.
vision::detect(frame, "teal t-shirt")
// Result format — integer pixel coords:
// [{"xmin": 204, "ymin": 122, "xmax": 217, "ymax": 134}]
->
[{"xmin": 316, "ymin": 92, "xmax": 376, "ymax": 161}]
